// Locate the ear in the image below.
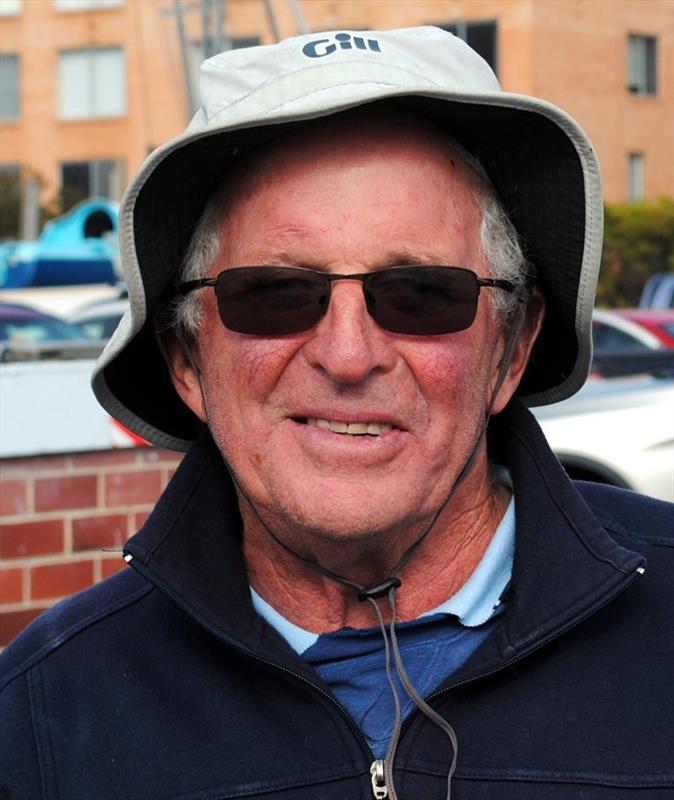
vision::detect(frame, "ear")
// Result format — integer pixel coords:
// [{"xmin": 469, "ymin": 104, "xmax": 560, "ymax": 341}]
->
[
  {"xmin": 157, "ymin": 329, "xmax": 208, "ymax": 423},
  {"xmin": 491, "ymin": 289, "xmax": 546, "ymax": 415}
]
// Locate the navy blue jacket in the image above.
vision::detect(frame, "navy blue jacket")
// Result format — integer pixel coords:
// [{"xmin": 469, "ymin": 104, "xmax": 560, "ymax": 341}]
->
[{"xmin": 2, "ymin": 401, "xmax": 673, "ymax": 799}]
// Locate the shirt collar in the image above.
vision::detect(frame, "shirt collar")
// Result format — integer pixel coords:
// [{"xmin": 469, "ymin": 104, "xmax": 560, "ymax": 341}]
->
[
  {"xmin": 251, "ymin": 493, "xmax": 515, "ymax": 652},
  {"xmin": 419, "ymin": 495, "xmax": 515, "ymax": 627}
]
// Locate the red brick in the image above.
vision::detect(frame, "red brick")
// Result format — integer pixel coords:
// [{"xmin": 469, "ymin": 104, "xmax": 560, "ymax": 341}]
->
[
  {"xmin": 101, "ymin": 557, "xmax": 128, "ymax": 579},
  {"xmin": 1, "ymin": 454, "xmax": 68, "ymax": 475},
  {"xmin": 70, "ymin": 450, "xmax": 138, "ymax": 468},
  {"xmin": 0, "ymin": 478, "xmax": 29, "ymax": 516},
  {"xmin": 105, "ymin": 470, "xmax": 162, "ymax": 507},
  {"xmin": 134, "ymin": 511, "xmax": 150, "ymax": 529},
  {"xmin": 0, "ymin": 519, "xmax": 64, "ymax": 558},
  {"xmin": 35, "ymin": 475, "xmax": 98, "ymax": 512},
  {"xmin": 73, "ymin": 514, "xmax": 128, "ymax": 551},
  {"xmin": 0, "ymin": 568, "xmax": 23, "ymax": 604},
  {"xmin": 138, "ymin": 449, "xmax": 183, "ymax": 465},
  {"xmin": 31, "ymin": 560, "xmax": 94, "ymax": 601},
  {"xmin": 0, "ymin": 607, "xmax": 48, "ymax": 646},
  {"xmin": 161, "ymin": 468, "xmax": 178, "ymax": 490}
]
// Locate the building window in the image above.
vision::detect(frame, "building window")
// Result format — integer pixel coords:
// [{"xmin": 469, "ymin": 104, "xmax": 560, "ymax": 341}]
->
[
  {"xmin": 55, "ymin": 0, "xmax": 123, "ymax": 10},
  {"xmin": 439, "ymin": 21, "xmax": 497, "ymax": 75},
  {"xmin": 58, "ymin": 48, "xmax": 126, "ymax": 119},
  {"xmin": 60, "ymin": 159, "xmax": 125, "ymax": 208},
  {"xmin": 628, "ymin": 34, "xmax": 657, "ymax": 95},
  {"xmin": 628, "ymin": 153, "xmax": 644, "ymax": 201},
  {"xmin": 0, "ymin": 54, "xmax": 20, "ymax": 120},
  {"xmin": 0, "ymin": 0, "xmax": 22, "ymax": 16}
]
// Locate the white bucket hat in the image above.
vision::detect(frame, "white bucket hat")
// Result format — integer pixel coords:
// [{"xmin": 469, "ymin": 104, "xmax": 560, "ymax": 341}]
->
[{"xmin": 92, "ymin": 26, "xmax": 603, "ymax": 451}]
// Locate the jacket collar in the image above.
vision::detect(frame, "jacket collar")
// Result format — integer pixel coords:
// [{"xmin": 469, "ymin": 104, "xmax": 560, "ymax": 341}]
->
[
  {"xmin": 479, "ymin": 401, "xmax": 645, "ymax": 670},
  {"xmin": 124, "ymin": 400, "xmax": 644, "ymax": 674}
]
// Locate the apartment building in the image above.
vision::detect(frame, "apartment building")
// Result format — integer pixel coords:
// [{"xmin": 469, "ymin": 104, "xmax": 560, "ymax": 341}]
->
[{"xmin": 0, "ymin": 0, "xmax": 672, "ymax": 213}]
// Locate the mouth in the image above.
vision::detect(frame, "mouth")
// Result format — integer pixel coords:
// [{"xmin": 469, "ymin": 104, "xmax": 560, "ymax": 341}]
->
[{"xmin": 293, "ymin": 417, "xmax": 395, "ymax": 437}]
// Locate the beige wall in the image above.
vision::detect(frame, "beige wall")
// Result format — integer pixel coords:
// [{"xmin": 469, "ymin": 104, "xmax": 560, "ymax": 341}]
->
[
  {"xmin": 528, "ymin": 0, "xmax": 674, "ymax": 201},
  {"xmin": 0, "ymin": 0, "xmax": 187, "ymax": 204},
  {"xmin": 1, "ymin": 0, "xmax": 672, "ymax": 206}
]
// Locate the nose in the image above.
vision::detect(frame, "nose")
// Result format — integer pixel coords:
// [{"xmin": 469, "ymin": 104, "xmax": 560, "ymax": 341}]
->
[{"xmin": 302, "ymin": 280, "xmax": 397, "ymax": 384}]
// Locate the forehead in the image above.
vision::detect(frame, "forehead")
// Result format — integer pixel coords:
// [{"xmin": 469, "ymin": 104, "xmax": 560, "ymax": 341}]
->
[{"xmin": 214, "ymin": 111, "xmax": 484, "ymax": 267}]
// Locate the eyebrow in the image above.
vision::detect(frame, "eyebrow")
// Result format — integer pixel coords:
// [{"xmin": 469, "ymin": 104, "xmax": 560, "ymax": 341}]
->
[
  {"xmin": 255, "ymin": 251, "xmax": 448, "ymax": 271},
  {"xmin": 379, "ymin": 251, "xmax": 447, "ymax": 267}
]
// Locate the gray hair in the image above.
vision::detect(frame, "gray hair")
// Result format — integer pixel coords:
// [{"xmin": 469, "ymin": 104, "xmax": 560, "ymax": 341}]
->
[{"xmin": 171, "ymin": 140, "xmax": 530, "ymax": 337}]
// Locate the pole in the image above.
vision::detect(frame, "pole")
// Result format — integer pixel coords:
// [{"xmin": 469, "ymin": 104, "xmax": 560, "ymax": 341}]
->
[
  {"xmin": 262, "ymin": 0, "xmax": 281, "ymax": 42},
  {"xmin": 173, "ymin": 0, "xmax": 198, "ymax": 115}
]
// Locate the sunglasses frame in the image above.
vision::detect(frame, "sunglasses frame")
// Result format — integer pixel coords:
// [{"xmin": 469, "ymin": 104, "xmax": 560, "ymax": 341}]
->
[{"xmin": 175, "ymin": 265, "xmax": 517, "ymax": 336}]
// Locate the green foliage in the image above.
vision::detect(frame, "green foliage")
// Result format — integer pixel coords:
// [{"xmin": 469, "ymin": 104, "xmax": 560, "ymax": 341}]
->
[
  {"xmin": 598, "ymin": 197, "xmax": 674, "ymax": 308},
  {"xmin": 0, "ymin": 172, "xmax": 22, "ymax": 240}
]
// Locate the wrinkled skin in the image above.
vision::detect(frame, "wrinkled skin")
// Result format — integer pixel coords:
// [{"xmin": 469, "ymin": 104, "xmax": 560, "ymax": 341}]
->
[{"xmin": 167, "ymin": 113, "xmax": 544, "ymax": 629}]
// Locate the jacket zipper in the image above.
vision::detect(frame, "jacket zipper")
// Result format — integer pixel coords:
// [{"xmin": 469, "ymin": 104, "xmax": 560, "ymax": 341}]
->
[{"xmin": 370, "ymin": 759, "xmax": 388, "ymax": 798}]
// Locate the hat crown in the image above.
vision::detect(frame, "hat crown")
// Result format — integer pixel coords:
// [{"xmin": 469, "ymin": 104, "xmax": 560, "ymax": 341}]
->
[{"xmin": 194, "ymin": 27, "xmax": 501, "ymax": 128}]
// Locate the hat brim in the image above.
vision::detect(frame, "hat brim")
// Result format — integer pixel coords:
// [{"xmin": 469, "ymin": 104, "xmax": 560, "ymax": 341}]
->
[{"xmin": 94, "ymin": 91, "xmax": 602, "ymax": 451}]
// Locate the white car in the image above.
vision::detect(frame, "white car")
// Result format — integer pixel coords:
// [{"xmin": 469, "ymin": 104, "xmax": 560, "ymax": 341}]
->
[
  {"xmin": 593, "ymin": 308, "xmax": 672, "ymax": 351},
  {"xmin": 533, "ymin": 376, "xmax": 674, "ymax": 502}
]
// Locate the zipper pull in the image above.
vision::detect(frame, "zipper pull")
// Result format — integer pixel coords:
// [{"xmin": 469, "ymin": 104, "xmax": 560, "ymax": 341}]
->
[{"xmin": 370, "ymin": 760, "xmax": 388, "ymax": 799}]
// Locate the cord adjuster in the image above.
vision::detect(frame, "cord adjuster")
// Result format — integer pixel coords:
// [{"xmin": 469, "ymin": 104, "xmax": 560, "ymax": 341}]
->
[{"xmin": 357, "ymin": 577, "xmax": 402, "ymax": 602}]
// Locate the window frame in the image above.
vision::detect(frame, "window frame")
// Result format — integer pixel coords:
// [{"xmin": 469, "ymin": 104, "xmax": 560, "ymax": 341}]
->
[
  {"xmin": 627, "ymin": 152, "xmax": 645, "ymax": 202},
  {"xmin": 54, "ymin": 0, "xmax": 123, "ymax": 12},
  {"xmin": 627, "ymin": 33, "xmax": 657, "ymax": 96},
  {"xmin": 0, "ymin": 0, "xmax": 22, "ymax": 17},
  {"xmin": 0, "ymin": 53, "xmax": 20, "ymax": 121},
  {"xmin": 60, "ymin": 158, "xmax": 126, "ymax": 207},
  {"xmin": 58, "ymin": 47, "xmax": 126, "ymax": 120}
]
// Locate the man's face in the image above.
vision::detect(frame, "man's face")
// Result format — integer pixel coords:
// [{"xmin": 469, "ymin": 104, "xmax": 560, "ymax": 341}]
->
[{"xmin": 170, "ymin": 117, "xmax": 538, "ymax": 560}]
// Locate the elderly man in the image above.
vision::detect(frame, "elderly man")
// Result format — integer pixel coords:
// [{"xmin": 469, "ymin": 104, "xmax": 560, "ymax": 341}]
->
[{"xmin": 1, "ymin": 27, "xmax": 672, "ymax": 800}]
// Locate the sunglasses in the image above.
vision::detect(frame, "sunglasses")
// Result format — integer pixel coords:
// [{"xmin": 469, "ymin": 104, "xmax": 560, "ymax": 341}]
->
[{"xmin": 176, "ymin": 265, "xmax": 516, "ymax": 337}]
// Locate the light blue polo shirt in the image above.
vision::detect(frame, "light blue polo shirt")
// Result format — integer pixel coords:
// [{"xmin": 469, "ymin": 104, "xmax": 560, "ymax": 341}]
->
[{"xmin": 252, "ymin": 497, "xmax": 515, "ymax": 757}]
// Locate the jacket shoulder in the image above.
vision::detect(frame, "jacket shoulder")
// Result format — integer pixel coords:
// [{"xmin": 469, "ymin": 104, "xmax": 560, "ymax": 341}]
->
[
  {"xmin": 0, "ymin": 567, "xmax": 152, "ymax": 690},
  {"xmin": 576, "ymin": 481, "xmax": 674, "ymax": 546}
]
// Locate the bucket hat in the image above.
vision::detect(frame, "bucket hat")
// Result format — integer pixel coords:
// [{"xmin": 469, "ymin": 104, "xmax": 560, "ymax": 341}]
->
[{"xmin": 92, "ymin": 26, "xmax": 603, "ymax": 451}]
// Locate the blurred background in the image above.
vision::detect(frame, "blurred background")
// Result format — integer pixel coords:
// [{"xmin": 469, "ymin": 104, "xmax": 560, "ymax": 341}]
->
[{"xmin": 1, "ymin": 0, "xmax": 673, "ymax": 645}]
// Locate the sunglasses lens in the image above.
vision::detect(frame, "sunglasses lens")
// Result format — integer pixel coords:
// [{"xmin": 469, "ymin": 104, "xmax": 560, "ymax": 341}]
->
[
  {"xmin": 211, "ymin": 266, "xmax": 481, "ymax": 336},
  {"xmin": 215, "ymin": 267, "xmax": 327, "ymax": 335},
  {"xmin": 367, "ymin": 267, "xmax": 479, "ymax": 335}
]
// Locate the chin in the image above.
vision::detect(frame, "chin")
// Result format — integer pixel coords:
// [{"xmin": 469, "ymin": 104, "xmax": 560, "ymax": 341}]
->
[{"xmin": 278, "ymin": 497, "xmax": 417, "ymax": 546}]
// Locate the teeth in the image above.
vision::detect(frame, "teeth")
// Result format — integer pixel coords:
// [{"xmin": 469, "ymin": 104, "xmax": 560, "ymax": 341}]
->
[{"xmin": 306, "ymin": 418, "xmax": 394, "ymax": 436}]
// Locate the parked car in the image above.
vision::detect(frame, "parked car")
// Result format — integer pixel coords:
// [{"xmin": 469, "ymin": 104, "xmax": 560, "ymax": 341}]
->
[
  {"xmin": 592, "ymin": 308, "xmax": 674, "ymax": 379},
  {"xmin": 533, "ymin": 376, "xmax": 674, "ymax": 502},
  {"xmin": 592, "ymin": 308, "xmax": 672, "ymax": 351},
  {"xmin": 0, "ymin": 302, "xmax": 88, "ymax": 344},
  {"xmin": 0, "ymin": 302, "xmax": 104, "ymax": 361},
  {"xmin": 68, "ymin": 294, "xmax": 129, "ymax": 340},
  {"xmin": 610, "ymin": 308, "xmax": 674, "ymax": 348}
]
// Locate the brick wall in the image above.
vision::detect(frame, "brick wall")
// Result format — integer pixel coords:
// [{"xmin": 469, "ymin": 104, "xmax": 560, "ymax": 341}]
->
[{"xmin": 0, "ymin": 447, "xmax": 183, "ymax": 647}]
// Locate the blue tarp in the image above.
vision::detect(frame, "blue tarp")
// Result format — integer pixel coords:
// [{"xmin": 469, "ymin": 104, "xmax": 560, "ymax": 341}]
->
[{"xmin": 0, "ymin": 199, "xmax": 119, "ymax": 288}]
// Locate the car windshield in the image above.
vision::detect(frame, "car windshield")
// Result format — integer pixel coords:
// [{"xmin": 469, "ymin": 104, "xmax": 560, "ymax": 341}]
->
[
  {"xmin": 0, "ymin": 318, "xmax": 86, "ymax": 344},
  {"xmin": 75, "ymin": 314, "xmax": 124, "ymax": 340},
  {"xmin": 592, "ymin": 320, "xmax": 649, "ymax": 350}
]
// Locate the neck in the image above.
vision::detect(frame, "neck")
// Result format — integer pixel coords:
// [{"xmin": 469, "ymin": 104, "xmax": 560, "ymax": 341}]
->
[{"xmin": 242, "ymin": 470, "xmax": 511, "ymax": 631}]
